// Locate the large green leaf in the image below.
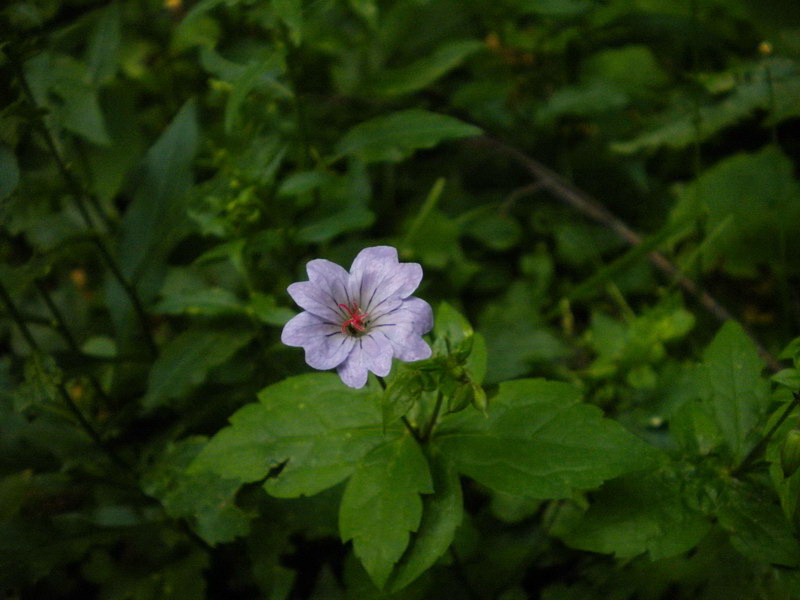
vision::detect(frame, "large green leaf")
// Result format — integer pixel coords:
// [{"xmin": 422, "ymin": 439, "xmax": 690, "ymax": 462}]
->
[
  {"xmin": 700, "ymin": 321, "xmax": 769, "ymax": 462},
  {"xmin": 142, "ymin": 326, "xmax": 254, "ymax": 410},
  {"xmin": 562, "ymin": 470, "xmax": 710, "ymax": 560},
  {"xmin": 387, "ymin": 448, "xmax": 463, "ymax": 592},
  {"xmin": 332, "ymin": 110, "xmax": 481, "ymax": 164},
  {"xmin": 191, "ymin": 374, "xmax": 392, "ymax": 497},
  {"xmin": 339, "ymin": 435, "xmax": 433, "ymax": 589},
  {"xmin": 435, "ymin": 379, "xmax": 659, "ymax": 498}
]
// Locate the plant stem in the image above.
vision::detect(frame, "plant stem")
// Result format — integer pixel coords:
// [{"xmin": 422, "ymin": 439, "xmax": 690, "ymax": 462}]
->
[
  {"xmin": 422, "ymin": 391, "xmax": 445, "ymax": 442},
  {"xmin": 375, "ymin": 375, "xmax": 423, "ymax": 442},
  {"xmin": 733, "ymin": 392, "xmax": 800, "ymax": 476},
  {"xmin": 34, "ymin": 278, "xmax": 114, "ymax": 408},
  {"xmin": 0, "ymin": 280, "xmax": 131, "ymax": 472},
  {"xmin": 5, "ymin": 46, "xmax": 157, "ymax": 356}
]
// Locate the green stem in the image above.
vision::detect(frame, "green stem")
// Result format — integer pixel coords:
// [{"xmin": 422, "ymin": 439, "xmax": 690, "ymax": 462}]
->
[
  {"xmin": 34, "ymin": 279, "xmax": 115, "ymax": 409},
  {"xmin": 5, "ymin": 46, "xmax": 157, "ymax": 356},
  {"xmin": 733, "ymin": 392, "xmax": 800, "ymax": 476},
  {"xmin": 375, "ymin": 375, "xmax": 422, "ymax": 442},
  {"xmin": 422, "ymin": 391, "xmax": 445, "ymax": 442}
]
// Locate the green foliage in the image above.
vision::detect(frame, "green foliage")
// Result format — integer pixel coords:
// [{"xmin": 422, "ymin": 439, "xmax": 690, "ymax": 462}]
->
[
  {"xmin": 4, "ymin": 0, "xmax": 800, "ymax": 597},
  {"xmin": 436, "ymin": 379, "xmax": 659, "ymax": 498}
]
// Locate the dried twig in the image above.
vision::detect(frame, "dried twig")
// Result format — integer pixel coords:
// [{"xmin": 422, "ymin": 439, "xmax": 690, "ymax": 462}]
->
[{"xmin": 472, "ymin": 136, "xmax": 782, "ymax": 372}]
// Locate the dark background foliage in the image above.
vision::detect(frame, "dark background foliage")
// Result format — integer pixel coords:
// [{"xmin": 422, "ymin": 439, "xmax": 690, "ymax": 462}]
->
[{"xmin": 2, "ymin": 0, "xmax": 800, "ymax": 598}]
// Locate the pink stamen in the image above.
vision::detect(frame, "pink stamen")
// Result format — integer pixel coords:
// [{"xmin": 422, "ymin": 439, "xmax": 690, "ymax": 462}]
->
[{"xmin": 339, "ymin": 302, "xmax": 369, "ymax": 334}]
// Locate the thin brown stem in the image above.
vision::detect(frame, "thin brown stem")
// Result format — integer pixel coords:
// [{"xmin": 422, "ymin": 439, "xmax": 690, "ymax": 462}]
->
[{"xmin": 471, "ymin": 136, "xmax": 782, "ymax": 372}]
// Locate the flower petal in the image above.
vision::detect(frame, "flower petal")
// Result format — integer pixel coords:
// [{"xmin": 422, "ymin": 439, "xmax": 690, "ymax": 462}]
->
[
  {"xmin": 358, "ymin": 332, "xmax": 393, "ymax": 377},
  {"xmin": 281, "ymin": 311, "xmax": 355, "ymax": 370},
  {"xmin": 370, "ymin": 297, "xmax": 433, "ymax": 362},
  {"xmin": 349, "ymin": 247, "xmax": 423, "ymax": 317},
  {"xmin": 337, "ymin": 347, "xmax": 369, "ymax": 388}
]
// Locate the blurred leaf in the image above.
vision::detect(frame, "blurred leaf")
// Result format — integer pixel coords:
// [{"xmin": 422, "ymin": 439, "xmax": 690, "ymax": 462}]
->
[
  {"xmin": 700, "ymin": 321, "xmax": 769, "ymax": 462},
  {"xmin": 86, "ymin": 2, "xmax": 121, "ymax": 84},
  {"xmin": 13, "ymin": 353, "xmax": 62, "ymax": 414},
  {"xmin": 155, "ymin": 287, "xmax": 245, "ymax": 317},
  {"xmin": 108, "ymin": 100, "xmax": 198, "ymax": 342},
  {"xmin": 273, "ymin": 0, "xmax": 303, "ymax": 44},
  {"xmin": 191, "ymin": 374, "xmax": 392, "ymax": 497},
  {"xmin": 388, "ymin": 448, "xmax": 463, "ymax": 592},
  {"xmin": 142, "ymin": 437, "xmax": 250, "ymax": 545},
  {"xmin": 340, "ymin": 435, "xmax": 433, "ymax": 589},
  {"xmin": 369, "ymin": 40, "xmax": 483, "ymax": 96},
  {"xmin": 563, "ymin": 470, "xmax": 710, "ymax": 560},
  {"xmin": 25, "ymin": 52, "xmax": 112, "ymax": 145},
  {"xmin": 436, "ymin": 379, "xmax": 660, "ymax": 499},
  {"xmin": 717, "ymin": 482, "xmax": 800, "ymax": 566},
  {"xmin": 672, "ymin": 145, "xmax": 800, "ymax": 276},
  {"xmin": 143, "ymin": 326, "xmax": 254, "ymax": 410},
  {"xmin": 0, "ymin": 145, "xmax": 20, "ymax": 201},
  {"xmin": 249, "ymin": 292, "xmax": 295, "ymax": 326},
  {"xmin": 333, "ymin": 110, "xmax": 481, "ymax": 164}
]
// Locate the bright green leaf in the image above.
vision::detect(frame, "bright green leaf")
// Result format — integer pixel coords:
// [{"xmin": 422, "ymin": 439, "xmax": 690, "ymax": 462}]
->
[
  {"xmin": 436, "ymin": 379, "xmax": 660, "ymax": 499},
  {"xmin": 340, "ymin": 435, "xmax": 433, "ymax": 589},
  {"xmin": 388, "ymin": 448, "xmax": 463, "ymax": 592},
  {"xmin": 191, "ymin": 374, "xmax": 392, "ymax": 497},
  {"xmin": 701, "ymin": 321, "xmax": 769, "ymax": 462}
]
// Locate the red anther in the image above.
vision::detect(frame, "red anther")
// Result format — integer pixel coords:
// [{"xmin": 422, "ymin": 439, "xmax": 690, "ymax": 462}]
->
[{"xmin": 339, "ymin": 302, "xmax": 369, "ymax": 334}]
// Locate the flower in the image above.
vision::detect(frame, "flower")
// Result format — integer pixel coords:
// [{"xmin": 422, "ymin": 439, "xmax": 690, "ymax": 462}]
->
[{"xmin": 281, "ymin": 246, "xmax": 433, "ymax": 388}]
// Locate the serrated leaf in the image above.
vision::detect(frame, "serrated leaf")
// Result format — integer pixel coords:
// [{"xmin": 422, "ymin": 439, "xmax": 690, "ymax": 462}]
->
[
  {"xmin": 369, "ymin": 40, "xmax": 483, "ymax": 96},
  {"xmin": 191, "ymin": 374, "xmax": 392, "ymax": 497},
  {"xmin": 340, "ymin": 435, "xmax": 433, "ymax": 589},
  {"xmin": 388, "ymin": 448, "xmax": 462, "ymax": 592},
  {"xmin": 143, "ymin": 326, "xmax": 254, "ymax": 410},
  {"xmin": 563, "ymin": 470, "xmax": 710, "ymax": 560},
  {"xmin": 701, "ymin": 321, "xmax": 769, "ymax": 462},
  {"xmin": 332, "ymin": 110, "xmax": 481, "ymax": 164},
  {"xmin": 435, "ymin": 379, "xmax": 660, "ymax": 499}
]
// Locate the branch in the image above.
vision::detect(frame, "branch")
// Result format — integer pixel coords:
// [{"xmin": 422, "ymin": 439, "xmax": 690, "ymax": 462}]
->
[{"xmin": 471, "ymin": 136, "xmax": 782, "ymax": 372}]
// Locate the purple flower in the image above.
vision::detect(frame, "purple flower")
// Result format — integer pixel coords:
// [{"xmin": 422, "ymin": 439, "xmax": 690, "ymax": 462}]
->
[{"xmin": 281, "ymin": 246, "xmax": 433, "ymax": 388}]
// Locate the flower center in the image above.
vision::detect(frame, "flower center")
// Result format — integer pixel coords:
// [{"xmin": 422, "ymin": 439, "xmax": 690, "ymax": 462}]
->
[{"xmin": 339, "ymin": 302, "xmax": 369, "ymax": 336}]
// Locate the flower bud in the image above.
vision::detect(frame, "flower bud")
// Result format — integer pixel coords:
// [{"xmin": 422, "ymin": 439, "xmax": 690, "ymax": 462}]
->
[{"xmin": 781, "ymin": 429, "xmax": 800, "ymax": 478}]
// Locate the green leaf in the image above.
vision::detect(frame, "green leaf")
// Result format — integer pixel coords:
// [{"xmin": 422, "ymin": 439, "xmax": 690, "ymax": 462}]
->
[
  {"xmin": 273, "ymin": 0, "xmax": 303, "ymax": 44},
  {"xmin": 388, "ymin": 448, "xmax": 463, "ymax": 592},
  {"xmin": 86, "ymin": 2, "xmax": 121, "ymax": 84},
  {"xmin": 435, "ymin": 379, "xmax": 659, "ymax": 499},
  {"xmin": 142, "ymin": 437, "xmax": 250, "ymax": 545},
  {"xmin": 0, "ymin": 145, "xmax": 20, "ymax": 201},
  {"xmin": 562, "ymin": 470, "xmax": 710, "ymax": 560},
  {"xmin": 433, "ymin": 302, "xmax": 473, "ymax": 346},
  {"xmin": 332, "ymin": 110, "xmax": 481, "ymax": 164},
  {"xmin": 191, "ymin": 374, "xmax": 391, "ymax": 497},
  {"xmin": 143, "ymin": 326, "xmax": 254, "ymax": 410},
  {"xmin": 717, "ymin": 482, "xmax": 800, "ymax": 567},
  {"xmin": 154, "ymin": 287, "xmax": 245, "ymax": 317},
  {"xmin": 671, "ymin": 146, "xmax": 800, "ymax": 276},
  {"xmin": 249, "ymin": 292, "xmax": 296, "ymax": 326},
  {"xmin": 340, "ymin": 435, "xmax": 433, "ymax": 589},
  {"xmin": 108, "ymin": 100, "xmax": 198, "ymax": 343},
  {"xmin": 700, "ymin": 321, "xmax": 769, "ymax": 461},
  {"xmin": 368, "ymin": 40, "xmax": 483, "ymax": 96}
]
